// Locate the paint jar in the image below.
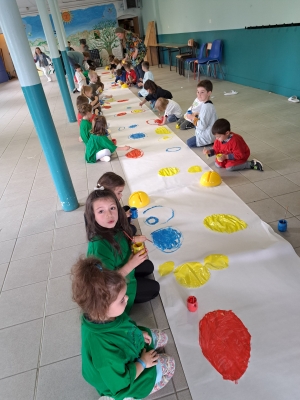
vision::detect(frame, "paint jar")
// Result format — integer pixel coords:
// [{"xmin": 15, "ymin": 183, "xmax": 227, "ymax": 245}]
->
[
  {"xmin": 130, "ymin": 207, "xmax": 138, "ymax": 219},
  {"xmin": 112, "ymin": 139, "xmax": 117, "ymax": 145},
  {"xmin": 132, "ymin": 242, "xmax": 146, "ymax": 255},
  {"xmin": 187, "ymin": 109, "xmax": 192, "ymax": 115},
  {"xmin": 187, "ymin": 296, "xmax": 198, "ymax": 312},
  {"xmin": 278, "ymin": 219, "xmax": 287, "ymax": 232},
  {"xmin": 216, "ymin": 153, "xmax": 223, "ymax": 161}
]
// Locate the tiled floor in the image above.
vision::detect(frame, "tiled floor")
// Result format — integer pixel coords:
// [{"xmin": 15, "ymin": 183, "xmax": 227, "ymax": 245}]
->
[{"xmin": 0, "ymin": 64, "xmax": 300, "ymax": 400}]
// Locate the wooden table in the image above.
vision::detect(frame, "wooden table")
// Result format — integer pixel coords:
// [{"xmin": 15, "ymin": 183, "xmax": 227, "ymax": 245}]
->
[{"xmin": 155, "ymin": 43, "xmax": 191, "ymax": 71}]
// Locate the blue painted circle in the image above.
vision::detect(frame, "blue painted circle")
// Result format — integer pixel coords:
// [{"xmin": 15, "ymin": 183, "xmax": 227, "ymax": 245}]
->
[
  {"xmin": 129, "ymin": 124, "xmax": 138, "ymax": 128},
  {"xmin": 129, "ymin": 133, "xmax": 146, "ymax": 139},
  {"xmin": 146, "ymin": 216, "xmax": 159, "ymax": 225},
  {"xmin": 151, "ymin": 227, "xmax": 183, "ymax": 253},
  {"xmin": 166, "ymin": 147, "xmax": 181, "ymax": 152}
]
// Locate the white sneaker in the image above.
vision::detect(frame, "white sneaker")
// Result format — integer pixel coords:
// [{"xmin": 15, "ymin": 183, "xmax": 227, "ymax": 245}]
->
[
  {"xmin": 100, "ymin": 156, "xmax": 110, "ymax": 162},
  {"xmin": 47, "ymin": 78, "xmax": 52, "ymax": 82}
]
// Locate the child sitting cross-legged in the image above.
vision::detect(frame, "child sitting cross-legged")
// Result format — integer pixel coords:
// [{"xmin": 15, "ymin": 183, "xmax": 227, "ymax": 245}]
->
[
  {"xmin": 124, "ymin": 62, "xmax": 137, "ymax": 86},
  {"xmin": 155, "ymin": 98, "xmax": 183, "ymax": 125},
  {"xmin": 203, "ymin": 118, "xmax": 263, "ymax": 171},
  {"xmin": 186, "ymin": 79, "xmax": 217, "ymax": 147},
  {"xmin": 115, "ymin": 68, "xmax": 127, "ymax": 84},
  {"xmin": 78, "ymin": 103, "xmax": 93, "ymax": 144},
  {"xmin": 176, "ymin": 82, "xmax": 204, "ymax": 130},
  {"xmin": 71, "ymin": 257, "xmax": 175, "ymax": 400},
  {"xmin": 137, "ymin": 61, "xmax": 154, "ymax": 97},
  {"xmin": 85, "ymin": 115, "xmax": 130, "ymax": 163}
]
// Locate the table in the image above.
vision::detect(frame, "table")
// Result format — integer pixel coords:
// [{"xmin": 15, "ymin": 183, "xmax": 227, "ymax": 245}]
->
[{"xmin": 155, "ymin": 43, "xmax": 191, "ymax": 71}]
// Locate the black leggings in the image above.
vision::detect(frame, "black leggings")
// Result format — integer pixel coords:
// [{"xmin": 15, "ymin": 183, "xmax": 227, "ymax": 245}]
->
[{"xmin": 134, "ymin": 260, "xmax": 160, "ymax": 303}]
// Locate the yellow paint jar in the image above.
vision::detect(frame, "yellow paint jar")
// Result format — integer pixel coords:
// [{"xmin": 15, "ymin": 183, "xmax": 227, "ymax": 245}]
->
[
  {"xmin": 132, "ymin": 242, "xmax": 146, "ymax": 255},
  {"xmin": 216, "ymin": 153, "xmax": 223, "ymax": 161}
]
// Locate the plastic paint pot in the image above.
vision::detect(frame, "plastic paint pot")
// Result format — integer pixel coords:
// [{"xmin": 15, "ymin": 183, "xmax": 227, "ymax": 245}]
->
[
  {"xmin": 130, "ymin": 207, "xmax": 138, "ymax": 219},
  {"xmin": 278, "ymin": 219, "xmax": 287, "ymax": 232},
  {"xmin": 187, "ymin": 296, "xmax": 198, "ymax": 312},
  {"xmin": 187, "ymin": 109, "xmax": 192, "ymax": 114},
  {"xmin": 112, "ymin": 139, "xmax": 117, "ymax": 145},
  {"xmin": 132, "ymin": 242, "xmax": 146, "ymax": 255}
]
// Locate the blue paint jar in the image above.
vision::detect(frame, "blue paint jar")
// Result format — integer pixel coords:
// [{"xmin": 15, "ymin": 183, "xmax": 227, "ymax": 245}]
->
[
  {"xmin": 130, "ymin": 207, "xmax": 138, "ymax": 219},
  {"xmin": 187, "ymin": 109, "xmax": 192, "ymax": 114},
  {"xmin": 278, "ymin": 219, "xmax": 287, "ymax": 232}
]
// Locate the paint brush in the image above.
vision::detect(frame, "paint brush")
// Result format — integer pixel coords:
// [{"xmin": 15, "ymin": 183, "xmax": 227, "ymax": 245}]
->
[
  {"xmin": 123, "ymin": 230, "xmax": 153, "ymax": 243},
  {"xmin": 284, "ymin": 206, "xmax": 289, "ymax": 220}
]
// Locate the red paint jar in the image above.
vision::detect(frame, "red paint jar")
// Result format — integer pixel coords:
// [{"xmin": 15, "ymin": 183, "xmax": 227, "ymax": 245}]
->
[{"xmin": 187, "ymin": 296, "xmax": 198, "ymax": 312}]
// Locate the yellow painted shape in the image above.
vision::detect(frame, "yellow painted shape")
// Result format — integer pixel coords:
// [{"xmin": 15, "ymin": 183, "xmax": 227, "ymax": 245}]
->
[
  {"xmin": 131, "ymin": 109, "xmax": 144, "ymax": 113},
  {"xmin": 174, "ymin": 262, "xmax": 210, "ymax": 288},
  {"xmin": 204, "ymin": 254, "xmax": 229, "ymax": 270},
  {"xmin": 158, "ymin": 167, "xmax": 180, "ymax": 177},
  {"xmin": 158, "ymin": 135, "xmax": 173, "ymax": 141},
  {"xmin": 203, "ymin": 214, "xmax": 248, "ymax": 233},
  {"xmin": 155, "ymin": 127, "xmax": 172, "ymax": 134},
  {"xmin": 158, "ymin": 261, "xmax": 175, "ymax": 276},
  {"xmin": 121, "ymin": 83, "xmax": 129, "ymax": 89},
  {"xmin": 105, "ymin": 98, "xmax": 114, "ymax": 103},
  {"xmin": 200, "ymin": 171, "xmax": 222, "ymax": 187},
  {"xmin": 188, "ymin": 165, "xmax": 202, "ymax": 173}
]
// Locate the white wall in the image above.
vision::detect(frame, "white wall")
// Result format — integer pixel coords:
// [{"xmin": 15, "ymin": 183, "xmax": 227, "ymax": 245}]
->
[{"xmin": 141, "ymin": 0, "xmax": 300, "ymax": 34}]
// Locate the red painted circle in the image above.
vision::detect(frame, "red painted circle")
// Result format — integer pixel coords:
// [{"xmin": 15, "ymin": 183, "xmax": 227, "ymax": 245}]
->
[
  {"xmin": 125, "ymin": 149, "xmax": 144, "ymax": 158},
  {"xmin": 117, "ymin": 99, "xmax": 129, "ymax": 102},
  {"xmin": 116, "ymin": 112, "xmax": 127, "ymax": 117}
]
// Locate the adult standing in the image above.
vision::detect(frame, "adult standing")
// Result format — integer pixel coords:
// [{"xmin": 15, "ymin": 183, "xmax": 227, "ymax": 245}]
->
[
  {"xmin": 33, "ymin": 47, "xmax": 52, "ymax": 82},
  {"xmin": 115, "ymin": 27, "xmax": 146, "ymax": 80},
  {"xmin": 67, "ymin": 50, "xmax": 90, "ymax": 72}
]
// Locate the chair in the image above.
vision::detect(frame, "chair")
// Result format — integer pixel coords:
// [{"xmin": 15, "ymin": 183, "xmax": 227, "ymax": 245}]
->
[
  {"xmin": 175, "ymin": 39, "xmax": 197, "ymax": 76},
  {"xmin": 184, "ymin": 43, "xmax": 207, "ymax": 79},
  {"xmin": 196, "ymin": 39, "xmax": 224, "ymax": 80}
]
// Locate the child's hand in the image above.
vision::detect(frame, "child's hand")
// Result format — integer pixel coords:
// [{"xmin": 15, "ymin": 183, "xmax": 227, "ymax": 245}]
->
[
  {"xmin": 134, "ymin": 235, "xmax": 146, "ymax": 243},
  {"xmin": 203, "ymin": 148, "xmax": 209, "ymax": 155},
  {"xmin": 107, "ymin": 95, "xmax": 112, "ymax": 98},
  {"xmin": 128, "ymin": 250, "xmax": 148, "ymax": 269},
  {"xmin": 78, "ymin": 136, "xmax": 83, "ymax": 142},
  {"xmin": 158, "ymin": 121, "xmax": 165, "ymax": 126},
  {"xmin": 217, "ymin": 154, "xmax": 227, "ymax": 162},
  {"xmin": 142, "ymin": 331, "xmax": 152, "ymax": 345},
  {"xmin": 125, "ymin": 209, "xmax": 131, "ymax": 218},
  {"xmin": 140, "ymin": 348, "xmax": 159, "ymax": 368},
  {"xmin": 137, "ymin": 82, "xmax": 143, "ymax": 87},
  {"xmin": 186, "ymin": 113, "xmax": 193, "ymax": 121}
]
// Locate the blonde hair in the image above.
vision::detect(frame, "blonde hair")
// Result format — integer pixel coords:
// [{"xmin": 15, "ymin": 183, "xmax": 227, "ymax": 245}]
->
[
  {"xmin": 81, "ymin": 85, "xmax": 92, "ymax": 97},
  {"xmin": 88, "ymin": 70, "xmax": 98, "ymax": 79},
  {"xmin": 155, "ymin": 97, "xmax": 169, "ymax": 112}
]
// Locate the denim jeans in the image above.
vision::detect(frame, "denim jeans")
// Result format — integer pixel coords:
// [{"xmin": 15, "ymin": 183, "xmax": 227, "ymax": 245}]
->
[
  {"xmin": 187, "ymin": 135, "xmax": 197, "ymax": 147},
  {"xmin": 134, "ymin": 62, "xmax": 145, "ymax": 80}
]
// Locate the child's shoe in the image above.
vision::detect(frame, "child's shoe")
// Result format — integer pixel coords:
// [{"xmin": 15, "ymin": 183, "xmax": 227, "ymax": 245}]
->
[
  {"xmin": 100, "ymin": 156, "xmax": 111, "ymax": 162},
  {"xmin": 250, "ymin": 159, "xmax": 263, "ymax": 171}
]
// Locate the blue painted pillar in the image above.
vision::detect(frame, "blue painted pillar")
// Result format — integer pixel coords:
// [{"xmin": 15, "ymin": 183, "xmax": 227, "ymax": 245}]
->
[
  {"xmin": 0, "ymin": 0, "xmax": 79, "ymax": 212},
  {"xmin": 47, "ymin": 0, "xmax": 75, "ymax": 91},
  {"xmin": 36, "ymin": 0, "xmax": 76, "ymax": 123}
]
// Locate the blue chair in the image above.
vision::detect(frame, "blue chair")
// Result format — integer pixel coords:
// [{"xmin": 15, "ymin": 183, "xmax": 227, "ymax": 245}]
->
[
  {"xmin": 184, "ymin": 43, "xmax": 207, "ymax": 79},
  {"xmin": 196, "ymin": 39, "xmax": 224, "ymax": 80}
]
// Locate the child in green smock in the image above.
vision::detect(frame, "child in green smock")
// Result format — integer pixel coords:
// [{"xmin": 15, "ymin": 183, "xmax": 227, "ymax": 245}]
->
[
  {"xmin": 78, "ymin": 103, "xmax": 93, "ymax": 144},
  {"xmin": 71, "ymin": 257, "xmax": 175, "ymax": 399},
  {"xmin": 85, "ymin": 188, "xmax": 160, "ymax": 313},
  {"xmin": 85, "ymin": 115, "xmax": 130, "ymax": 163}
]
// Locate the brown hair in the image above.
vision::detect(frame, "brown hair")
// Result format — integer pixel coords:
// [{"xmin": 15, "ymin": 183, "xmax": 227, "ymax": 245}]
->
[
  {"xmin": 142, "ymin": 61, "xmax": 150, "ymax": 69},
  {"xmin": 116, "ymin": 69, "xmax": 123, "ymax": 76},
  {"xmin": 124, "ymin": 62, "xmax": 132, "ymax": 70},
  {"xmin": 71, "ymin": 257, "xmax": 126, "ymax": 321},
  {"xmin": 78, "ymin": 103, "xmax": 92, "ymax": 116},
  {"xmin": 85, "ymin": 188, "xmax": 132, "ymax": 250},
  {"xmin": 88, "ymin": 70, "xmax": 97, "ymax": 79},
  {"xmin": 155, "ymin": 97, "xmax": 169, "ymax": 112},
  {"xmin": 113, "ymin": 58, "xmax": 120, "ymax": 64},
  {"xmin": 97, "ymin": 172, "xmax": 125, "ymax": 191},
  {"xmin": 92, "ymin": 115, "xmax": 108, "ymax": 136},
  {"xmin": 212, "ymin": 118, "xmax": 231, "ymax": 135},
  {"xmin": 76, "ymin": 95, "xmax": 89, "ymax": 109},
  {"xmin": 82, "ymin": 51, "xmax": 90, "ymax": 58},
  {"xmin": 108, "ymin": 55, "xmax": 115, "ymax": 62},
  {"xmin": 197, "ymin": 79, "xmax": 213, "ymax": 92},
  {"xmin": 144, "ymin": 79, "xmax": 157, "ymax": 93},
  {"xmin": 81, "ymin": 85, "xmax": 92, "ymax": 96}
]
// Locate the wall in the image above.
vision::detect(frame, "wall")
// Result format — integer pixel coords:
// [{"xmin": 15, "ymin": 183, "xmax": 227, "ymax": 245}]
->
[{"xmin": 141, "ymin": 0, "xmax": 300, "ymax": 97}]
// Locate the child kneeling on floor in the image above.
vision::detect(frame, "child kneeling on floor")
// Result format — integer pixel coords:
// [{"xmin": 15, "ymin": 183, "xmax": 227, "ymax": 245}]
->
[
  {"xmin": 85, "ymin": 115, "xmax": 130, "ymax": 163},
  {"xmin": 72, "ymin": 257, "xmax": 175, "ymax": 400},
  {"xmin": 203, "ymin": 118, "xmax": 263, "ymax": 171},
  {"xmin": 186, "ymin": 79, "xmax": 217, "ymax": 147},
  {"xmin": 155, "ymin": 98, "xmax": 183, "ymax": 125}
]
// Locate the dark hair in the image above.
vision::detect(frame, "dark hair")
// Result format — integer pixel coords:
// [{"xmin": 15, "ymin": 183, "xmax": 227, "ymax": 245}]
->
[
  {"xmin": 35, "ymin": 47, "xmax": 42, "ymax": 54},
  {"xmin": 92, "ymin": 116, "xmax": 107, "ymax": 136},
  {"xmin": 76, "ymin": 95, "xmax": 89, "ymax": 109},
  {"xmin": 144, "ymin": 80, "xmax": 157, "ymax": 93},
  {"xmin": 124, "ymin": 62, "xmax": 132, "ymax": 69},
  {"xmin": 97, "ymin": 172, "xmax": 125, "ymax": 191},
  {"xmin": 78, "ymin": 103, "xmax": 92, "ymax": 116},
  {"xmin": 71, "ymin": 257, "xmax": 126, "ymax": 321},
  {"xmin": 108, "ymin": 55, "xmax": 115, "ymax": 62},
  {"xmin": 197, "ymin": 79, "xmax": 213, "ymax": 92},
  {"xmin": 212, "ymin": 118, "xmax": 231, "ymax": 135},
  {"xmin": 85, "ymin": 189, "xmax": 132, "ymax": 251},
  {"xmin": 89, "ymin": 65, "xmax": 96, "ymax": 71},
  {"xmin": 116, "ymin": 69, "xmax": 123, "ymax": 76},
  {"xmin": 82, "ymin": 51, "xmax": 90, "ymax": 58},
  {"xmin": 142, "ymin": 61, "xmax": 150, "ymax": 69},
  {"xmin": 74, "ymin": 63, "xmax": 81, "ymax": 69},
  {"xmin": 114, "ymin": 58, "xmax": 120, "ymax": 64}
]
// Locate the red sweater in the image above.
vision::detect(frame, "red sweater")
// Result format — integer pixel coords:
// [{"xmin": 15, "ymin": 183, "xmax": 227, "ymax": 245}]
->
[
  {"xmin": 77, "ymin": 112, "xmax": 96, "ymax": 126},
  {"xmin": 126, "ymin": 69, "xmax": 137, "ymax": 83},
  {"xmin": 213, "ymin": 133, "xmax": 250, "ymax": 168}
]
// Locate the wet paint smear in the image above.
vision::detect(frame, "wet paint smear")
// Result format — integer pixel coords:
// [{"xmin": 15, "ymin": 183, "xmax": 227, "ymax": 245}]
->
[
  {"xmin": 151, "ymin": 227, "xmax": 183, "ymax": 253},
  {"xmin": 102, "ymin": 105, "xmax": 111, "ymax": 109},
  {"xmin": 155, "ymin": 127, "xmax": 172, "ymax": 134},
  {"xmin": 117, "ymin": 99, "xmax": 129, "ymax": 102},
  {"xmin": 101, "ymin": 72, "xmax": 110, "ymax": 74},
  {"xmin": 129, "ymin": 124, "xmax": 138, "ymax": 128},
  {"xmin": 125, "ymin": 149, "xmax": 144, "ymax": 159},
  {"xmin": 115, "ymin": 112, "xmax": 127, "ymax": 117},
  {"xmin": 146, "ymin": 118, "xmax": 163, "ymax": 125},
  {"xmin": 127, "ymin": 107, "xmax": 132, "ymax": 109},
  {"xmin": 199, "ymin": 310, "xmax": 251, "ymax": 382},
  {"xmin": 143, "ymin": 205, "xmax": 174, "ymax": 225},
  {"xmin": 158, "ymin": 136, "xmax": 173, "ymax": 142},
  {"xmin": 166, "ymin": 147, "xmax": 181, "ymax": 152},
  {"xmin": 158, "ymin": 167, "xmax": 180, "ymax": 177},
  {"xmin": 188, "ymin": 165, "xmax": 202, "ymax": 173},
  {"xmin": 174, "ymin": 262, "xmax": 210, "ymax": 288},
  {"xmin": 129, "ymin": 133, "xmax": 146, "ymax": 140},
  {"xmin": 131, "ymin": 109, "xmax": 146, "ymax": 113},
  {"xmin": 204, "ymin": 254, "xmax": 229, "ymax": 270},
  {"xmin": 203, "ymin": 214, "xmax": 248, "ymax": 234},
  {"xmin": 158, "ymin": 261, "xmax": 175, "ymax": 276},
  {"xmin": 105, "ymin": 98, "xmax": 114, "ymax": 103}
]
